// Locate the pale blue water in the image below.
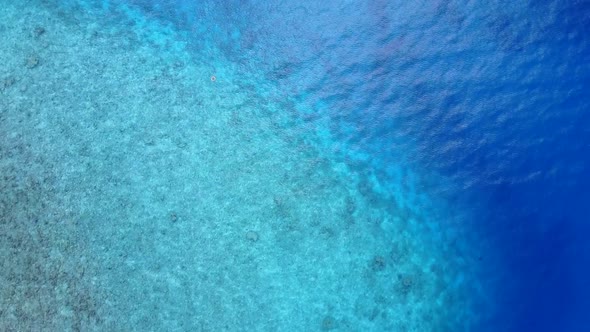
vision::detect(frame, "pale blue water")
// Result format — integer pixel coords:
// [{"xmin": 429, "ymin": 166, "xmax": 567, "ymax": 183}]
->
[{"xmin": 1, "ymin": 0, "xmax": 589, "ymax": 331}]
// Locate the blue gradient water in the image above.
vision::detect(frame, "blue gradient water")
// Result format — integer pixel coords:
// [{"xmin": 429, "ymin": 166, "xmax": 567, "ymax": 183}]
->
[
  {"xmin": 4, "ymin": 0, "xmax": 589, "ymax": 330},
  {"xmin": 112, "ymin": 1, "xmax": 590, "ymax": 329}
]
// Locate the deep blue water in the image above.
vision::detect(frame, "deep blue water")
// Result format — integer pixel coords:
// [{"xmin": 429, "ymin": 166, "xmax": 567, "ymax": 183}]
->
[{"xmin": 51, "ymin": 0, "xmax": 590, "ymax": 330}]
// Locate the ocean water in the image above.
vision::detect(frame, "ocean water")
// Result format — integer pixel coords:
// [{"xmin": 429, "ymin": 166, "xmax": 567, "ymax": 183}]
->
[{"xmin": 1, "ymin": 0, "xmax": 588, "ymax": 331}]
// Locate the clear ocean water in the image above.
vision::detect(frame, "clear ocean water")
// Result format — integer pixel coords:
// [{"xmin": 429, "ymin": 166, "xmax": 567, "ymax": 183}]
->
[{"xmin": 1, "ymin": 0, "xmax": 589, "ymax": 331}]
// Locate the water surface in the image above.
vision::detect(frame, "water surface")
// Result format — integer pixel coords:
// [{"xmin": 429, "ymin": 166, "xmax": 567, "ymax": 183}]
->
[{"xmin": 1, "ymin": 0, "xmax": 589, "ymax": 331}]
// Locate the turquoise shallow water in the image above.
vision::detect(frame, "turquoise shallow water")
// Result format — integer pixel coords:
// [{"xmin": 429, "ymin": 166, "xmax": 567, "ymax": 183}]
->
[{"xmin": 1, "ymin": 0, "xmax": 500, "ymax": 331}]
